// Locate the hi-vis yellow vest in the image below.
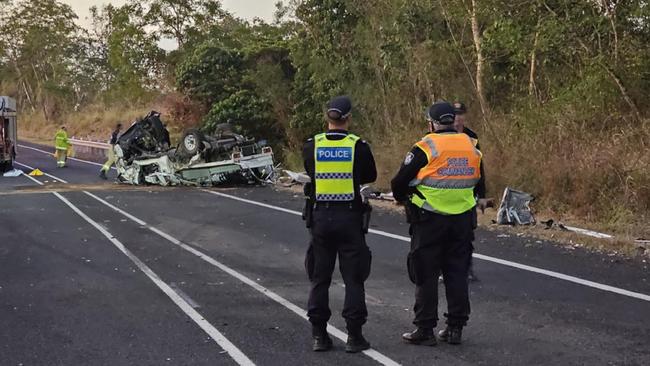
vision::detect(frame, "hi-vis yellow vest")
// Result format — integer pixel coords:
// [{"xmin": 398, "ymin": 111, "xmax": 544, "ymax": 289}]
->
[
  {"xmin": 314, "ymin": 133, "xmax": 359, "ymax": 201},
  {"xmin": 409, "ymin": 132, "xmax": 482, "ymax": 214},
  {"xmin": 55, "ymin": 130, "xmax": 69, "ymax": 150}
]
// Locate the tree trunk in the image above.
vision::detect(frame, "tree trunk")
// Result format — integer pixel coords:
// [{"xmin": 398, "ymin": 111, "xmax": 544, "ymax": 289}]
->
[
  {"xmin": 528, "ymin": 26, "xmax": 540, "ymax": 99},
  {"xmin": 470, "ymin": 0, "xmax": 489, "ymax": 117},
  {"xmin": 604, "ymin": 65, "xmax": 642, "ymax": 121}
]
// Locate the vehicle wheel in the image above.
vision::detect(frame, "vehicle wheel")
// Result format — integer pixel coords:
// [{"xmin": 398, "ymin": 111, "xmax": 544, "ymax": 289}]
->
[{"xmin": 180, "ymin": 129, "xmax": 205, "ymax": 156}]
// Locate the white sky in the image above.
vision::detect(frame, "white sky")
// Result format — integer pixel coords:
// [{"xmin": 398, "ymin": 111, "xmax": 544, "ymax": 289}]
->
[{"xmin": 61, "ymin": 0, "xmax": 277, "ymax": 28}]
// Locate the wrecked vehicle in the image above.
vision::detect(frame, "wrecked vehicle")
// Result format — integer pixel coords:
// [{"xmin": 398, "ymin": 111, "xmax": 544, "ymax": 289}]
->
[
  {"xmin": 496, "ymin": 187, "xmax": 535, "ymax": 225},
  {"xmin": 114, "ymin": 111, "xmax": 275, "ymax": 186}
]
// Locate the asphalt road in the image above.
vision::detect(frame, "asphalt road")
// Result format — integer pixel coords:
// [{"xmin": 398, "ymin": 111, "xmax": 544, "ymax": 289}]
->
[{"xmin": 1, "ymin": 141, "xmax": 648, "ymax": 366}]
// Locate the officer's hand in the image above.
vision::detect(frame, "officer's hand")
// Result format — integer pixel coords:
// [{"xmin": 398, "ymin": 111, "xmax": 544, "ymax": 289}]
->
[{"xmin": 477, "ymin": 198, "xmax": 494, "ymax": 214}]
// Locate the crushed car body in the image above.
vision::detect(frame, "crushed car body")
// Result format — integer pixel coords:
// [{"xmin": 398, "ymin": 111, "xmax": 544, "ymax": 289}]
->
[{"xmin": 114, "ymin": 111, "xmax": 275, "ymax": 186}]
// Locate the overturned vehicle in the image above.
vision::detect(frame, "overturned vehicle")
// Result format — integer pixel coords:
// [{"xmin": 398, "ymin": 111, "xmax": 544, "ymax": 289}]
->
[{"xmin": 114, "ymin": 111, "xmax": 275, "ymax": 186}]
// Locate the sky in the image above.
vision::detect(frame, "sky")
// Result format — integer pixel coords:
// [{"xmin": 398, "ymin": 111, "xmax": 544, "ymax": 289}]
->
[{"xmin": 61, "ymin": 0, "xmax": 277, "ymax": 29}]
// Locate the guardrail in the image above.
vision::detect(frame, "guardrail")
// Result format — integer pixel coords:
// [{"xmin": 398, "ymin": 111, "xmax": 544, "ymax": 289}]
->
[
  {"xmin": 69, "ymin": 138, "xmax": 111, "ymax": 150},
  {"xmin": 69, "ymin": 138, "xmax": 111, "ymax": 157}
]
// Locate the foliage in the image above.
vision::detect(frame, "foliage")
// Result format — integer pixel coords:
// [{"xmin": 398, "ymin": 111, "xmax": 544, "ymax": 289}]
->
[{"xmin": 2, "ymin": 0, "xmax": 649, "ymax": 231}]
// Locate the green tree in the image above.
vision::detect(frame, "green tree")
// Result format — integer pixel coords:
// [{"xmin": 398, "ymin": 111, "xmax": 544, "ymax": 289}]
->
[{"xmin": 0, "ymin": 0, "xmax": 83, "ymax": 120}]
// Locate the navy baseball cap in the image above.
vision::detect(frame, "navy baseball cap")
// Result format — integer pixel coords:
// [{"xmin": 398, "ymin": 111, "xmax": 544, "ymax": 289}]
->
[
  {"xmin": 426, "ymin": 101, "xmax": 456, "ymax": 124},
  {"xmin": 327, "ymin": 96, "xmax": 352, "ymax": 120}
]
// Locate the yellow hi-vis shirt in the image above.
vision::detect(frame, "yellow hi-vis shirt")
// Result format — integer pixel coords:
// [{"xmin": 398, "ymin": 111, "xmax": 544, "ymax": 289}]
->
[{"xmin": 314, "ymin": 133, "xmax": 359, "ymax": 202}]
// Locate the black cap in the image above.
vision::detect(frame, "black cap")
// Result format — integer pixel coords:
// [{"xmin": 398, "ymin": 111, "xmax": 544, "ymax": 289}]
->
[
  {"xmin": 427, "ymin": 101, "xmax": 456, "ymax": 124},
  {"xmin": 453, "ymin": 101, "xmax": 467, "ymax": 115},
  {"xmin": 327, "ymin": 96, "xmax": 352, "ymax": 120}
]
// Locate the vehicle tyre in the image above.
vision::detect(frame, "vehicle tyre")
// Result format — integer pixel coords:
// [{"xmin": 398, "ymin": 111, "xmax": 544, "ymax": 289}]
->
[{"xmin": 180, "ymin": 129, "xmax": 205, "ymax": 156}]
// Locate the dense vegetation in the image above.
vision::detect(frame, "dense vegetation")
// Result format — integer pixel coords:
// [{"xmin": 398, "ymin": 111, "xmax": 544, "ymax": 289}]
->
[{"xmin": 1, "ymin": 0, "xmax": 648, "ymax": 232}]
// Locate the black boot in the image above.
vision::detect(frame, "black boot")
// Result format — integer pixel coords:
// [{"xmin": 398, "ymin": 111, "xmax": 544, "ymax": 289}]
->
[
  {"xmin": 345, "ymin": 327, "xmax": 370, "ymax": 353},
  {"xmin": 99, "ymin": 170, "xmax": 107, "ymax": 180},
  {"xmin": 312, "ymin": 325, "xmax": 332, "ymax": 352},
  {"xmin": 402, "ymin": 328, "xmax": 436, "ymax": 346},
  {"xmin": 438, "ymin": 326, "xmax": 463, "ymax": 345}
]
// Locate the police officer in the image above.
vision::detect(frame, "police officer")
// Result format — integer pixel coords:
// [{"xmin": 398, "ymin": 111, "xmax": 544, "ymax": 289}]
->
[
  {"xmin": 303, "ymin": 95, "xmax": 377, "ymax": 353},
  {"xmin": 453, "ymin": 101, "xmax": 487, "ymax": 282},
  {"xmin": 391, "ymin": 101, "xmax": 488, "ymax": 345}
]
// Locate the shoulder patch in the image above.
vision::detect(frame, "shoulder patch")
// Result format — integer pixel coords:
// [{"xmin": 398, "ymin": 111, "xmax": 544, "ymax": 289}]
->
[{"xmin": 404, "ymin": 152, "xmax": 414, "ymax": 165}]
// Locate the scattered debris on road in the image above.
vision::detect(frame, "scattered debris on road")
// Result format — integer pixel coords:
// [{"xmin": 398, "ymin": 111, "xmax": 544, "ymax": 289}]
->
[
  {"xmin": 496, "ymin": 187, "xmax": 535, "ymax": 225},
  {"xmin": 2, "ymin": 168, "xmax": 22, "ymax": 177},
  {"xmin": 114, "ymin": 111, "xmax": 276, "ymax": 186}
]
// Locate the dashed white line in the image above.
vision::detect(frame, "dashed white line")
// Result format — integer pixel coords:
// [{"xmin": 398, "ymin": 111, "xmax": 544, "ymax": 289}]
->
[
  {"xmin": 200, "ymin": 189, "xmax": 650, "ymax": 303},
  {"xmin": 84, "ymin": 190, "xmax": 402, "ymax": 366},
  {"xmin": 52, "ymin": 191, "xmax": 255, "ymax": 366}
]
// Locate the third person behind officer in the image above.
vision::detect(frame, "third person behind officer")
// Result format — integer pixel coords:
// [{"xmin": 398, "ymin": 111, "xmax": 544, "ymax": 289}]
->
[
  {"xmin": 391, "ymin": 101, "xmax": 489, "ymax": 346},
  {"xmin": 303, "ymin": 95, "xmax": 377, "ymax": 353},
  {"xmin": 453, "ymin": 101, "xmax": 487, "ymax": 282}
]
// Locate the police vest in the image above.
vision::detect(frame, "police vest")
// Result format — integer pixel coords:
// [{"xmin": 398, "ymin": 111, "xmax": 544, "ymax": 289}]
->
[
  {"xmin": 314, "ymin": 133, "xmax": 359, "ymax": 202},
  {"xmin": 409, "ymin": 132, "xmax": 482, "ymax": 215}
]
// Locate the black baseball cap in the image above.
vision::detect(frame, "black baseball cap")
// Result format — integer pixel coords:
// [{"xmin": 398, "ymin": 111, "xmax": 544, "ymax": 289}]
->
[
  {"xmin": 453, "ymin": 101, "xmax": 467, "ymax": 115},
  {"xmin": 426, "ymin": 101, "xmax": 456, "ymax": 124},
  {"xmin": 327, "ymin": 96, "xmax": 352, "ymax": 120}
]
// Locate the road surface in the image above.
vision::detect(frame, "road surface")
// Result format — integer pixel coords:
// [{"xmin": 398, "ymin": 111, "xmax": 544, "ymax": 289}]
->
[{"xmin": 1, "ymin": 141, "xmax": 648, "ymax": 366}]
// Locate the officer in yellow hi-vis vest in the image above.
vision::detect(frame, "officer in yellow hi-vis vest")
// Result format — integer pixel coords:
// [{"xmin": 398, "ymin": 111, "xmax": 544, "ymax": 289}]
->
[
  {"xmin": 302, "ymin": 96, "xmax": 377, "ymax": 353},
  {"xmin": 391, "ymin": 101, "xmax": 489, "ymax": 346}
]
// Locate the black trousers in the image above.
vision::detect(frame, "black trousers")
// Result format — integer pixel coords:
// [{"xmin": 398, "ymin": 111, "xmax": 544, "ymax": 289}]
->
[
  {"xmin": 305, "ymin": 208, "xmax": 372, "ymax": 330},
  {"xmin": 407, "ymin": 209, "xmax": 473, "ymax": 328}
]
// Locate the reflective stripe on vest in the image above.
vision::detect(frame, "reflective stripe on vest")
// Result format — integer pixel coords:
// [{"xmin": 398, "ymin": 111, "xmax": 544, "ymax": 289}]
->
[
  {"xmin": 409, "ymin": 132, "xmax": 482, "ymax": 215},
  {"xmin": 314, "ymin": 133, "xmax": 359, "ymax": 202}
]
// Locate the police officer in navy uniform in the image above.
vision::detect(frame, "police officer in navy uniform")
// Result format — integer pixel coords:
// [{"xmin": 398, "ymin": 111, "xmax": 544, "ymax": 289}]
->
[
  {"xmin": 453, "ymin": 101, "xmax": 486, "ymax": 282},
  {"xmin": 391, "ymin": 101, "xmax": 489, "ymax": 346},
  {"xmin": 303, "ymin": 96, "xmax": 377, "ymax": 353}
]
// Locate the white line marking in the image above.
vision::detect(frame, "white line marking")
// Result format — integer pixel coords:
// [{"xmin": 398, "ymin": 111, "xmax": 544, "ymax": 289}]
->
[
  {"xmin": 17, "ymin": 143, "xmax": 115, "ymax": 169},
  {"xmin": 53, "ymin": 191, "xmax": 255, "ymax": 366},
  {"xmin": 14, "ymin": 161, "xmax": 68, "ymax": 183},
  {"xmin": 22, "ymin": 173, "xmax": 44, "ymax": 186},
  {"xmin": 170, "ymin": 282, "xmax": 201, "ymax": 309},
  {"xmin": 200, "ymin": 189, "xmax": 650, "ymax": 303},
  {"xmin": 84, "ymin": 190, "xmax": 401, "ymax": 366}
]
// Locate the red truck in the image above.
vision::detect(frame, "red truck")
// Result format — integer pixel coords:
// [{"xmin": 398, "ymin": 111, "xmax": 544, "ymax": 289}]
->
[{"xmin": 0, "ymin": 96, "xmax": 17, "ymax": 173}]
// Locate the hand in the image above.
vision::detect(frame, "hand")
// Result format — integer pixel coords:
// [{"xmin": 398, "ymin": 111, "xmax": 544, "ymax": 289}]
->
[{"xmin": 477, "ymin": 198, "xmax": 494, "ymax": 214}]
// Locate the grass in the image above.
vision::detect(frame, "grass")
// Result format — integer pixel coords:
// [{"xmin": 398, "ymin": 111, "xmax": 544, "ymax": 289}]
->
[{"xmin": 364, "ymin": 112, "xmax": 650, "ymax": 242}]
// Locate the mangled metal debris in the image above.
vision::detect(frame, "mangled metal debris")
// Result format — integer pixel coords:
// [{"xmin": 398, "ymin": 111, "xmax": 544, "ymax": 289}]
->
[
  {"xmin": 114, "ymin": 111, "xmax": 275, "ymax": 186},
  {"xmin": 496, "ymin": 187, "xmax": 535, "ymax": 225}
]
